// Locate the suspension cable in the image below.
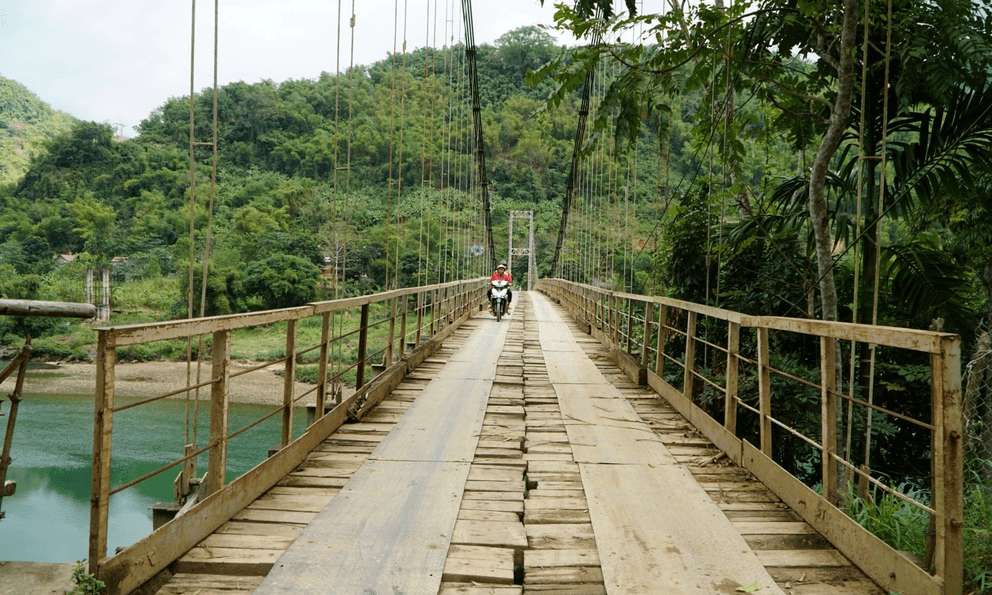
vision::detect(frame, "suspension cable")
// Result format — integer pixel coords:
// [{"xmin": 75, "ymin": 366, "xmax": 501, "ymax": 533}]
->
[
  {"xmin": 864, "ymin": 0, "xmax": 895, "ymax": 475},
  {"xmin": 550, "ymin": 22, "xmax": 601, "ymax": 278}
]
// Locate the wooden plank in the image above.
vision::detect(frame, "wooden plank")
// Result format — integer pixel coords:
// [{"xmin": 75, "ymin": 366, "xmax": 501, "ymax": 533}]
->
[
  {"xmin": 524, "ymin": 509, "xmax": 592, "ymax": 525},
  {"xmin": 527, "ymin": 489, "xmax": 585, "ymax": 499},
  {"xmin": 439, "ymin": 584, "xmax": 522, "ymax": 595},
  {"xmin": 247, "ymin": 493, "xmax": 333, "ymax": 512},
  {"xmin": 732, "ymin": 521, "xmax": 817, "ymax": 535},
  {"xmin": 525, "ymin": 549, "xmax": 601, "ymax": 568},
  {"xmin": 254, "ymin": 461, "xmax": 469, "ymax": 595},
  {"xmin": 565, "ymin": 424, "xmax": 675, "ymax": 466},
  {"xmin": 525, "ymin": 566, "xmax": 605, "ymax": 585},
  {"xmin": 526, "ymin": 524, "xmax": 596, "ymax": 549},
  {"xmin": 467, "ymin": 465, "xmax": 524, "ymax": 483},
  {"xmin": 741, "ymin": 442, "xmax": 941, "ymax": 595},
  {"xmin": 215, "ymin": 521, "xmax": 305, "ymax": 538},
  {"xmin": 462, "ymin": 491, "xmax": 524, "ymax": 501},
  {"xmin": 746, "ymin": 316, "xmax": 944, "ymax": 353},
  {"xmin": 173, "ymin": 546, "xmax": 283, "ymax": 575},
  {"xmin": 525, "ymin": 498, "xmax": 589, "ymax": 510},
  {"xmin": 526, "ymin": 460, "xmax": 580, "ymax": 474},
  {"xmin": 755, "ymin": 549, "xmax": 850, "ymax": 567},
  {"xmin": 197, "ymin": 532, "xmax": 297, "ymax": 551},
  {"xmin": 257, "ymin": 486, "xmax": 340, "ymax": 499},
  {"xmin": 743, "ymin": 533, "xmax": 830, "ymax": 551},
  {"xmin": 554, "ymin": 384, "xmax": 641, "ymax": 424},
  {"xmin": 278, "ymin": 475, "xmax": 349, "ymax": 489},
  {"xmin": 460, "ymin": 499, "xmax": 524, "ymax": 513},
  {"xmin": 0, "ymin": 298, "xmax": 95, "ymax": 318},
  {"xmin": 545, "ymin": 354, "xmax": 606, "ymax": 385},
  {"xmin": 579, "ymin": 464, "xmax": 785, "ymax": 595},
  {"xmin": 230, "ymin": 509, "xmax": 317, "ymax": 525},
  {"xmin": 464, "ymin": 480, "xmax": 525, "ymax": 492},
  {"xmin": 442, "ymin": 545, "xmax": 516, "ymax": 584},
  {"xmin": 521, "ymin": 585, "xmax": 606, "ymax": 595},
  {"xmin": 458, "ymin": 509, "xmax": 521, "ymax": 523},
  {"xmin": 370, "ymin": 378, "xmax": 492, "ymax": 463},
  {"xmin": 155, "ymin": 573, "xmax": 263, "ymax": 595},
  {"xmin": 523, "ymin": 453, "xmax": 574, "ymax": 462},
  {"xmin": 451, "ymin": 519, "xmax": 528, "ymax": 548}
]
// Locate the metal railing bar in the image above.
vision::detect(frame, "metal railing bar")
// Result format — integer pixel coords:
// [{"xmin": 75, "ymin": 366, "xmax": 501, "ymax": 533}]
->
[
  {"xmin": 111, "ymin": 378, "xmax": 219, "ymax": 413},
  {"xmin": 109, "ymin": 440, "xmax": 215, "ymax": 496}
]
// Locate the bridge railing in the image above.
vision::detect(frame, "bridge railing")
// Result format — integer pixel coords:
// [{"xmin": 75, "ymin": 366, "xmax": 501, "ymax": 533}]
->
[
  {"xmin": 537, "ymin": 279, "xmax": 963, "ymax": 595},
  {"xmin": 89, "ymin": 278, "xmax": 488, "ymax": 595}
]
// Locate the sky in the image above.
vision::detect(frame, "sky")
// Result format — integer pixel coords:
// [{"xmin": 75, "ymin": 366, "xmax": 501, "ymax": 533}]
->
[{"xmin": 0, "ymin": 0, "xmax": 580, "ymax": 138}]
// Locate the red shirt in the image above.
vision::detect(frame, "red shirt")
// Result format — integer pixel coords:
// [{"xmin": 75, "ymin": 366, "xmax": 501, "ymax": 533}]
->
[{"xmin": 490, "ymin": 270, "xmax": 512, "ymax": 284}]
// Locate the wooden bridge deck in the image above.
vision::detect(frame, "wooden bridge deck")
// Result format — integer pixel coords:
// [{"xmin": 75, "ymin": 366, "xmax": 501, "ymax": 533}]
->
[{"xmin": 150, "ymin": 291, "xmax": 885, "ymax": 595}]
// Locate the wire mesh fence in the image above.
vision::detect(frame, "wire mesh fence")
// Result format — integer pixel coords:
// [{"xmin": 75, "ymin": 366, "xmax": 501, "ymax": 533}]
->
[{"xmin": 964, "ymin": 324, "xmax": 992, "ymax": 481}]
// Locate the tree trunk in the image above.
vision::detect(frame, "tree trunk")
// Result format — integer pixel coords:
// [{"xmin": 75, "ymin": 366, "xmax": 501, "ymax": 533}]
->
[
  {"xmin": 807, "ymin": 0, "xmax": 859, "ymax": 498},
  {"xmin": 808, "ymin": 0, "xmax": 859, "ymax": 325}
]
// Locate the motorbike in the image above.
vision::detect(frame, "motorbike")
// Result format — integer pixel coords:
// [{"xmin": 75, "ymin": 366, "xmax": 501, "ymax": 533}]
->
[{"xmin": 490, "ymin": 279, "xmax": 509, "ymax": 322}]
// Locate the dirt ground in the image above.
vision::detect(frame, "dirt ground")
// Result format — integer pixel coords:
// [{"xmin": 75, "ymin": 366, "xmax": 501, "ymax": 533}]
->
[{"xmin": 0, "ymin": 360, "xmax": 318, "ymax": 406}]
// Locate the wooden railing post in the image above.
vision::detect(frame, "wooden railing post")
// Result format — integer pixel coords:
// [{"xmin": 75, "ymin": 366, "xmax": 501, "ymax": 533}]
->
[
  {"xmin": 757, "ymin": 326, "xmax": 772, "ymax": 456},
  {"xmin": 0, "ymin": 346, "xmax": 30, "ymax": 518},
  {"xmin": 356, "ymin": 303, "xmax": 370, "ymax": 390},
  {"xmin": 281, "ymin": 321, "xmax": 297, "ymax": 448},
  {"xmin": 725, "ymin": 321, "xmax": 740, "ymax": 436},
  {"xmin": 589, "ymin": 289, "xmax": 597, "ymax": 329},
  {"xmin": 605, "ymin": 293, "xmax": 612, "ymax": 338},
  {"xmin": 386, "ymin": 297, "xmax": 397, "ymax": 365},
  {"xmin": 416, "ymin": 291, "xmax": 424, "ymax": 348},
  {"xmin": 933, "ymin": 336, "xmax": 963, "ymax": 594},
  {"xmin": 641, "ymin": 302, "xmax": 654, "ymax": 369},
  {"xmin": 820, "ymin": 335, "xmax": 837, "ymax": 505},
  {"xmin": 683, "ymin": 311, "xmax": 697, "ymax": 403},
  {"xmin": 612, "ymin": 294, "xmax": 620, "ymax": 344},
  {"xmin": 626, "ymin": 298, "xmax": 634, "ymax": 354},
  {"xmin": 430, "ymin": 288, "xmax": 439, "ymax": 337},
  {"xmin": 89, "ymin": 330, "xmax": 115, "ymax": 575},
  {"xmin": 205, "ymin": 329, "xmax": 230, "ymax": 497},
  {"xmin": 399, "ymin": 295, "xmax": 408, "ymax": 360},
  {"xmin": 316, "ymin": 311, "xmax": 330, "ymax": 417},
  {"xmin": 582, "ymin": 287, "xmax": 589, "ymax": 324},
  {"xmin": 655, "ymin": 305, "xmax": 667, "ymax": 377}
]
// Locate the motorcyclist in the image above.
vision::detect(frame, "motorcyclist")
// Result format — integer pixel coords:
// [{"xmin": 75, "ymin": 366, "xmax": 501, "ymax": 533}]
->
[{"xmin": 488, "ymin": 260, "xmax": 512, "ymax": 315}]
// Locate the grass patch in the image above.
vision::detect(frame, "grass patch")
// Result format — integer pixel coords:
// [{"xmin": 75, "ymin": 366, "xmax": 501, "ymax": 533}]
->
[
  {"xmin": 842, "ymin": 481, "xmax": 929, "ymax": 561},
  {"xmin": 964, "ymin": 465, "xmax": 992, "ymax": 594},
  {"xmin": 842, "ymin": 473, "xmax": 992, "ymax": 594}
]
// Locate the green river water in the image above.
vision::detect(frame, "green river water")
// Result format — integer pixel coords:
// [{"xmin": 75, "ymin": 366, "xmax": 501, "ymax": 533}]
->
[{"xmin": 0, "ymin": 391, "xmax": 308, "ymax": 563}]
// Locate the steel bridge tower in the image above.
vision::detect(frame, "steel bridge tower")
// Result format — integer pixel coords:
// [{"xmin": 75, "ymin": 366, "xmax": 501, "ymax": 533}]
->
[{"xmin": 508, "ymin": 210, "xmax": 536, "ymax": 291}]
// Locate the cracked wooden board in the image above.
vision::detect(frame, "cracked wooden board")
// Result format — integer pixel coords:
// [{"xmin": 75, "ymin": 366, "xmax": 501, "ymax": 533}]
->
[{"xmin": 580, "ymin": 462, "xmax": 786, "ymax": 595}]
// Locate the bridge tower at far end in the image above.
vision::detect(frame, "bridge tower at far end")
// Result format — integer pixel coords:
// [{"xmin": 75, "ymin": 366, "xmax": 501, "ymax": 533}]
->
[{"xmin": 508, "ymin": 210, "xmax": 536, "ymax": 291}]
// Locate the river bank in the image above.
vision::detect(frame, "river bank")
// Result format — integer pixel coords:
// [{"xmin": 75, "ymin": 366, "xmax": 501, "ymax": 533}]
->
[{"xmin": 1, "ymin": 360, "xmax": 317, "ymax": 406}]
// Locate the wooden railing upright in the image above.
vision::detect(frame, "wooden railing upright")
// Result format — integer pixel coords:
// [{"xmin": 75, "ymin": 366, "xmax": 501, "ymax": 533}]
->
[
  {"xmin": 537, "ymin": 278, "xmax": 963, "ymax": 595},
  {"xmin": 89, "ymin": 279, "xmax": 488, "ymax": 595}
]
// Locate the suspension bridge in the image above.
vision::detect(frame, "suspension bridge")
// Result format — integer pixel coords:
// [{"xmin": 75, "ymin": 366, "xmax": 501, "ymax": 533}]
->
[
  {"xmin": 72, "ymin": 282, "xmax": 959, "ymax": 595},
  {"xmin": 0, "ymin": 1, "xmax": 969, "ymax": 595}
]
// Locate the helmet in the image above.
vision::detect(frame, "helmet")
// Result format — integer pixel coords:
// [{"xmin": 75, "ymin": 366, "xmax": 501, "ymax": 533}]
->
[{"xmin": 498, "ymin": 260, "xmax": 507, "ymax": 268}]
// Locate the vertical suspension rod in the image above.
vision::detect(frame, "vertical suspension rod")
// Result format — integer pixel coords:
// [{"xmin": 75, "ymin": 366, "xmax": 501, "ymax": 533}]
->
[{"xmin": 551, "ymin": 27, "xmax": 602, "ymax": 278}]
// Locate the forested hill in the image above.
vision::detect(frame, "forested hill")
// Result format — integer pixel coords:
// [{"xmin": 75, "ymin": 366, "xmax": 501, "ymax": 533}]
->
[
  {"xmin": 0, "ymin": 27, "xmax": 720, "ymax": 313},
  {"xmin": 0, "ymin": 75, "xmax": 76, "ymax": 184},
  {"xmin": 5, "ymin": 25, "xmax": 769, "ymax": 316}
]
